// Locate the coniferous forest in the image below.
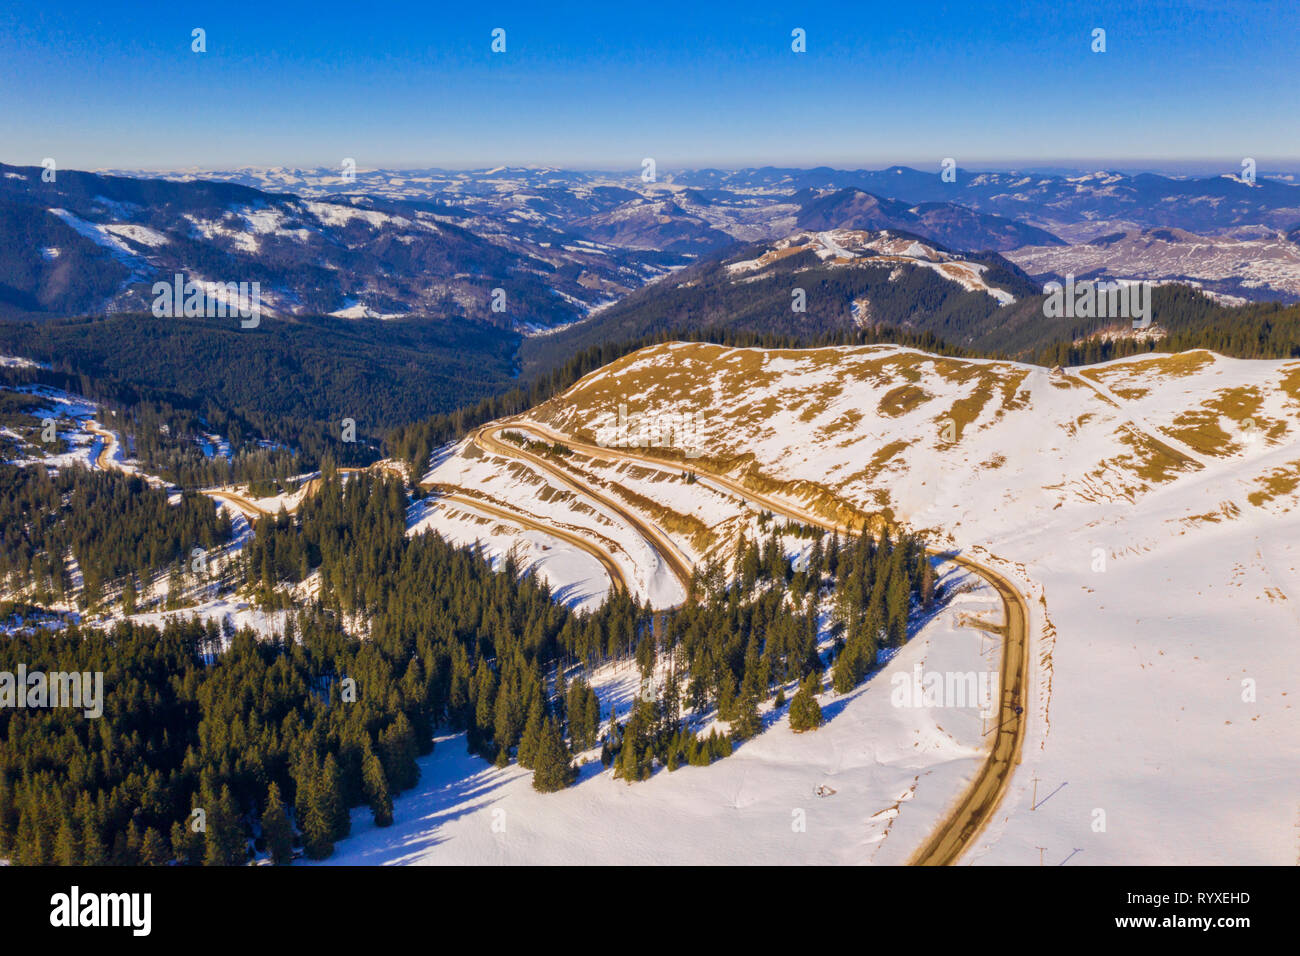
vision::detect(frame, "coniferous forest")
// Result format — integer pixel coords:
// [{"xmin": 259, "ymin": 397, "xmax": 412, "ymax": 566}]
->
[
  {"xmin": 0, "ymin": 464, "xmax": 933, "ymax": 864},
  {"xmin": 0, "ymin": 463, "xmax": 232, "ymax": 609}
]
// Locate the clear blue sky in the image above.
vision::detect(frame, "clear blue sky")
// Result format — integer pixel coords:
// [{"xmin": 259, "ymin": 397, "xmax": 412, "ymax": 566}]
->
[{"xmin": 2, "ymin": 0, "xmax": 1297, "ymax": 170}]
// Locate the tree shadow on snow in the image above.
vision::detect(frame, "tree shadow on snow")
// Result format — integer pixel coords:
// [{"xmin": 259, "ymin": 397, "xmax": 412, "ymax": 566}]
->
[{"xmin": 324, "ymin": 732, "xmax": 515, "ymax": 865}]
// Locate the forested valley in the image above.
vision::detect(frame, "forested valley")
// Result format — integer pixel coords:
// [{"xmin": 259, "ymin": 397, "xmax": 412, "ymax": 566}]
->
[{"xmin": 0, "ymin": 467, "xmax": 935, "ymax": 864}]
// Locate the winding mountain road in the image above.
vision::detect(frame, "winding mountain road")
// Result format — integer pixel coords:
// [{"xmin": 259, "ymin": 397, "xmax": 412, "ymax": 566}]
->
[
  {"xmin": 468, "ymin": 424, "xmax": 695, "ymax": 595},
  {"xmin": 433, "ymin": 489, "xmax": 630, "ymax": 595},
  {"xmin": 465, "ymin": 417, "xmax": 1031, "ymax": 866}
]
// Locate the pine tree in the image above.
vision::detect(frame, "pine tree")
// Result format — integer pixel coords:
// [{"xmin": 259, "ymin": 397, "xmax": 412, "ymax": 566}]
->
[
  {"xmin": 140, "ymin": 827, "xmax": 170, "ymax": 866},
  {"xmin": 379, "ymin": 713, "xmax": 419, "ymax": 790},
  {"xmin": 470, "ymin": 660, "xmax": 497, "ymax": 756},
  {"xmin": 552, "ymin": 662, "xmax": 569, "ymax": 726},
  {"xmin": 493, "ymin": 676, "xmax": 523, "ymax": 764},
  {"xmin": 789, "ymin": 675, "xmax": 824, "ymax": 733},
  {"xmin": 170, "ymin": 818, "xmax": 202, "ymax": 866},
  {"xmin": 361, "ymin": 746, "xmax": 394, "ymax": 828},
  {"xmin": 82, "ymin": 819, "xmax": 108, "ymax": 866},
  {"xmin": 0, "ymin": 774, "xmax": 12, "ymax": 856},
  {"xmin": 121, "ymin": 575, "xmax": 137, "ymax": 615},
  {"xmin": 532, "ymin": 717, "xmax": 576, "ymax": 793},
  {"xmin": 321, "ymin": 753, "xmax": 350, "ymax": 840},
  {"xmin": 517, "ymin": 696, "xmax": 545, "ymax": 769},
  {"xmin": 261, "ymin": 782, "xmax": 294, "ymax": 864},
  {"xmin": 920, "ymin": 555, "xmax": 935, "ymax": 608},
  {"xmin": 204, "ymin": 784, "xmax": 245, "ymax": 866},
  {"xmin": 731, "ymin": 635, "xmax": 764, "ymax": 740},
  {"xmin": 731, "ymin": 695, "xmax": 760, "ymax": 740},
  {"xmin": 615, "ymin": 698, "xmax": 655, "ymax": 782},
  {"xmin": 566, "ymin": 677, "xmax": 600, "ymax": 751},
  {"xmin": 832, "ymin": 638, "xmax": 865, "ymax": 694},
  {"xmin": 300, "ymin": 767, "xmax": 335, "ymax": 860},
  {"xmin": 886, "ymin": 570, "xmax": 911, "ymax": 647},
  {"xmin": 54, "ymin": 817, "xmax": 79, "ymax": 866},
  {"xmin": 447, "ymin": 646, "xmax": 471, "ymax": 729}
]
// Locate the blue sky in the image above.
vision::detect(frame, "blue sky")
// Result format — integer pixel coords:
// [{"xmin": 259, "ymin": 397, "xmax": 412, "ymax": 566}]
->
[{"xmin": 2, "ymin": 0, "xmax": 1297, "ymax": 170}]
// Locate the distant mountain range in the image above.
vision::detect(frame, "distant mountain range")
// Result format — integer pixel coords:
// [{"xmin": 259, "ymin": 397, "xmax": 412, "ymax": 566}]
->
[
  {"xmin": 115, "ymin": 162, "xmax": 1300, "ymax": 241},
  {"xmin": 517, "ymin": 228, "xmax": 1055, "ymax": 373},
  {"xmin": 0, "ymin": 163, "xmax": 669, "ymax": 322},
  {"xmin": 5, "ymin": 160, "xmax": 1300, "ymax": 328},
  {"xmin": 668, "ymin": 165, "xmax": 1300, "ymax": 241}
]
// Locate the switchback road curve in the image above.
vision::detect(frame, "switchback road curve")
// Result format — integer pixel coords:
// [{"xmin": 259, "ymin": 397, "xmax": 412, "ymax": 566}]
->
[
  {"xmin": 481, "ymin": 417, "xmax": 1031, "ymax": 867},
  {"xmin": 432, "ymin": 490, "xmax": 630, "ymax": 596}
]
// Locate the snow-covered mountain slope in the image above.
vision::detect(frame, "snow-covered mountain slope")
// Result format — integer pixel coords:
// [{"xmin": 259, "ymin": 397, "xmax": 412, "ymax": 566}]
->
[
  {"xmin": 1006, "ymin": 228, "xmax": 1300, "ymax": 304},
  {"xmin": 0, "ymin": 163, "xmax": 659, "ymax": 323},
  {"xmin": 413, "ymin": 342, "xmax": 1299, "ymax": 863},
  {"xmin": 795, "ymin": 187, "xmax": 1064, "ymax": 251},
  {"xmin": 406, "ymin": 491, "xmax": 635, "ymax": 613},
  {"xmin": 530, "ymin": 345, "xmax": 1295, "ymax": 528},
  {"xmin": 568, "ymin": 197, "xmax": 736, "ymax": 253},
  {"xmin": 726, "ymin": 230, "xmax": 1020, "ymax": 305}
]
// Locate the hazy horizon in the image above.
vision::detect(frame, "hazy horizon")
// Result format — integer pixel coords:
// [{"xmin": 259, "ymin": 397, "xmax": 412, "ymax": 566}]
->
[{"xmin": 12, "ymin": 159, "xmax": 1300, "ymax": 182}]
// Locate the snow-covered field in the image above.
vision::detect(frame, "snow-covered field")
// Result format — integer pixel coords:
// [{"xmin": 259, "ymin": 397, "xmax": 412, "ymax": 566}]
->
[{"xmin": 1, "ymin": 383, "xmax": 102, "ymax": 471}]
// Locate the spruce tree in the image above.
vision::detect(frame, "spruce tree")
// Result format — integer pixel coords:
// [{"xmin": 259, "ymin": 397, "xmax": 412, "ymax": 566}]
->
[
  {"xmin": 170, "ymin": 817, "xmax": 202, "ymax": 866},
  {"xmin": 204, "ymin": 784, "xmax": 245, "ymax": 866},
  {"xmin": 261, "ymin": 782, "xmax": 294, "ymax": 864},
  {"xmin": 321, "ymin": 753, "xmax": 350, "ymax": 840},
  {"xmin": 81, "ymin": 818, "xmax": 107, "ymax": 866},
  {"xmin": 532, "ymin": 718, "xmax": 576, "ymax": 793},
  {"xmin": 832, "ymin": 639, "xmax": 862, "ymax": 694},
  {"xmin": 470, "ymin": 661, "xmax": 497, "ymax": 756},
  {"xmin": 301, "ymin": 771, "xmax": 335, "ymax": 860},
  {"xmin": 789, "ymin": 675, "xmax": 824, "ymax": 733},
  {"xmin": 54, "ymin": 817, "xmax": 79, "ymax": 866},
  {"xmin": 732, "ymin": 637, "xmax": 764, "ymax": 740},
  {"xmin": 140, "ymin": 827, "xmax": 170, "ymax": 866},
  {"xmin": 361, "ymin": 746, "xmax": 394, "ymax": 827},
  {"xmin": 517, "ymin": 696, "xmax": 545, "ymax": 769},
  {"xmin": 379, "ymin": 713, "xmax": 419, "ymax": 790}
]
